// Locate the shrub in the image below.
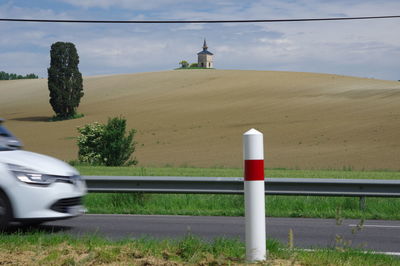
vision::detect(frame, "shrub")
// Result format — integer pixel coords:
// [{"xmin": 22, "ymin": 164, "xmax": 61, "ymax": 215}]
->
[
  {"xmin": 77, "ymin": 117, "xmax": 138, "ymax": 166},
  {"xmin": 179, "ymin": 60, "xmax": 189, "ymax": 68},
  {"xmin": 100, "ymin": 117, "xmax": 137, "ymax": 166},
  {"xmin": 77, "ymin": 122, "xmax": 104, "ymax": 165}
]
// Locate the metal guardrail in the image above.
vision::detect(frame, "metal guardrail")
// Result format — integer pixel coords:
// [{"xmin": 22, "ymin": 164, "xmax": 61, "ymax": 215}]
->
[{"xmin": 83, "ymin": 176, "xmax": 400, "ymax": 197}]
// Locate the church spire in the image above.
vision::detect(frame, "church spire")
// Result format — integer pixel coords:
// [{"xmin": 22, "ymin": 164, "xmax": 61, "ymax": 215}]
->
[{"xmin": 203, "ymin": 38, "xmax": 208, "ymax": 51}]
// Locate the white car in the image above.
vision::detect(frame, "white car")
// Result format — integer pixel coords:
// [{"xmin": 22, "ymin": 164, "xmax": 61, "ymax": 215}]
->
[{"xmin": 0, "ymin": 120, "xmax": 87, "ymax": 228}]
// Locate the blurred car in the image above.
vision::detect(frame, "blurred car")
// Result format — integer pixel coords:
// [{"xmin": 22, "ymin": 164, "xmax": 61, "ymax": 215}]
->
[
  {"xmin": 0, "ymin": 118, "xmax": 22, "ymax": 150},
  {"xmin": 0, "ymin": 119, "xmax": 86, "ymax": 228}
]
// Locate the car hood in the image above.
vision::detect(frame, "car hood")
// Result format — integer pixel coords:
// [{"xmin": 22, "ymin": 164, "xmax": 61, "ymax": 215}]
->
[{"xmin": 0, "ymin": 150, "xmax": 79, "ymax": 176}]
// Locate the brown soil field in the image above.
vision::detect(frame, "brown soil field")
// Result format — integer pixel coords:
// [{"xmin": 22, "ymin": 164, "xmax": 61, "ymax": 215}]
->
[{"xmin": 1, "ymin": 70, "xmax": 400, "ymax": 170}]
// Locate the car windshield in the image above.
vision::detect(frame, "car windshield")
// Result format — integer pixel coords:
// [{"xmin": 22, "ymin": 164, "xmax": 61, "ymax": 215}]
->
[
  {"xmin": 0, "ymin": 123, "xmax": 22, "ymax": 151},
  {"xmin": 0, "ymin": 125, "xmax": 12, "ymax": 137}
]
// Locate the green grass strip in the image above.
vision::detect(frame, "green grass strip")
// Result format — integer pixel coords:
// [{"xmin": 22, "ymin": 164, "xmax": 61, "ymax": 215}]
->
[
  {"xmin": 84, "ymin": 193, "xmax": 400, "ymax": 219},
  {"xmin": 0, "ymin": 231, "xmax": 398, "ymax": 265},
  {"xmin": 78, "ymin": 166, "xmax": 400, "ymax": 220},
  {"xmin": 76, "ymin": 165, "xmax": 400, "ymax": 179}
]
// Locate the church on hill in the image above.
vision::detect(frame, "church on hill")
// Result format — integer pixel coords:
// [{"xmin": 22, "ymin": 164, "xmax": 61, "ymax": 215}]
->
[{"xmin": 197, "ymin": 39, "xmax": 213, "ymax": 68}]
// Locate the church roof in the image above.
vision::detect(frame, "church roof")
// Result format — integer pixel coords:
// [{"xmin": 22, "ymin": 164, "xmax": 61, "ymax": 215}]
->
[{"xmin": 197, "ymin": 50, "xmax": 213, "ymax": 55}]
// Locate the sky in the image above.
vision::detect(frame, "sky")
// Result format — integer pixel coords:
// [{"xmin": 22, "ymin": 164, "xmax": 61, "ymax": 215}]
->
[{"xmin": 1, "ymin": 0, "xmax": 400, "ymax": 80}]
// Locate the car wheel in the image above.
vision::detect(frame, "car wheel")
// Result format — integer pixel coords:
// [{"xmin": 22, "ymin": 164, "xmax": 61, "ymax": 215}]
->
[{"xmin": 0, "ymin": 193, "xmax": 11, "ymax": 230}]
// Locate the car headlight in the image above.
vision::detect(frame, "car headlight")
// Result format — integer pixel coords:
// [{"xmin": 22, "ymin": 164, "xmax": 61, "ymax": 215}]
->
[{"xmin": 7, "ymin": 164, "xmax": 72, "ymax": 186}]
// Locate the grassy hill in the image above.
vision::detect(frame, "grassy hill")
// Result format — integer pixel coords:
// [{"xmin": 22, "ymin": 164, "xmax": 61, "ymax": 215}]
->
[{"xmin": 1, "ymin": 70, "xmax": 400, "ymax": 170}]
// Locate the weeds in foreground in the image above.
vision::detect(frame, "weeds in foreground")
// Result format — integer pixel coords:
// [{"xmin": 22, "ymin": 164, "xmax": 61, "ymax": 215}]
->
[
  {"xmin": 0, "ymin": 232, "xmax": 397, "ymax": 265},
  {"xmin": 332, "ymin": 207, "xmax": 367, "ymax": 251}
]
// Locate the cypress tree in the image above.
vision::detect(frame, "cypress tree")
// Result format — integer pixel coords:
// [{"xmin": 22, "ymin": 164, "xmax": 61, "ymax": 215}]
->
[{"xmin": 48, "ymin": 42, "xmax": 83, "ymax": 118}]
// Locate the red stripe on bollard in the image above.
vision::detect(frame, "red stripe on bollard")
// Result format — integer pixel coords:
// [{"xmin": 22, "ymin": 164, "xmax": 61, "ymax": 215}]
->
[{"xmin": 244, "ymin": 160, "xmax": 264, "ymax": 181}]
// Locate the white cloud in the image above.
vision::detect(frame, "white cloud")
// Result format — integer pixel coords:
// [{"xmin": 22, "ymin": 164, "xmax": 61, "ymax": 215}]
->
[
  {"xmin": 61, "ymin": 0, "xmax": 187, "ymax": 10},
  {"xmin": 0, "ymin": 2, "xmax": 70, "ymax": 19},
  {"xmin": 0, "ymin": 52, "xmax": 49, "ymax": 76},
  {"xmin": 172, "ymin": 24, "xmax": 205, "ymax": 31},
  {"xmin": 215, "ymin": 45, "xmax": 235, "ymax": 53},
  {"xmin": 78, "ymin": 37, "xmax": 168, "ymax": 67}
]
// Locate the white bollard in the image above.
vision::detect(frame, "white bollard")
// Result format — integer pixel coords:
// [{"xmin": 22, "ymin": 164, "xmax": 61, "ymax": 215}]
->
[{"xmin": 243, "ymin": 128, "xmax": 266, "ymax": 262}]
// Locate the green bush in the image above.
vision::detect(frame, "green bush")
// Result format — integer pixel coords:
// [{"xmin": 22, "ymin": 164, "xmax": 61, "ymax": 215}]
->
[
  {"xmin": 77, "ymin": 122, "xmax": 104, "ymax": 165},
  {"xmin": 101, "ymin": 117, "xmax": 137, "ymax": 166},
  {"xmin": 179, "ymin": 60, "xmax": 189, "ymax": 68},
  {"xmin": 77, "ymin": 117, "xmax": 138, "ymax": 166}
]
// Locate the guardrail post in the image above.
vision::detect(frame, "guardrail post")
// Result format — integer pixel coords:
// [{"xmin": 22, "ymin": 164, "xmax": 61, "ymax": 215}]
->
[
  {"xmin": 359, "ymin": 196, "xmax": 366, "ymax": 211},
  {"xmin": 243, "ymin": 128, "xmax": 266, "ymax": 262}
]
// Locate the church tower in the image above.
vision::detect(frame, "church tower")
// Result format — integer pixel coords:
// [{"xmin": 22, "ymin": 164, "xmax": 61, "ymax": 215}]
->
[{"xmin": 197, "ymin": 39, "xmax": 213, "ymax": 68}]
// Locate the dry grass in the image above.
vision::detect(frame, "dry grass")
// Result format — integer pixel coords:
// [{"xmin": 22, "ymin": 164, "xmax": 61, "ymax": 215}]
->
[
  {"xmin": 0, "ymin": 234, "xmax": 292, "ymax": 266},
  {"xmin": 0, "ymin": 245, "xmax": 179, "ymax": 266},
  {"xmin": 0, "ymin": 246, "xmax": 298, "ymax": 266},
  {"xmin": 1, "ymin": 70, "xmax": 400, "ymax": 170},
  {"xmin": 0, "ymin": 239, "xmax": 395, "ymax": 266},
  {"xmin": 0, "ymin": 232, "xmax": 396, "ymax": 266}
]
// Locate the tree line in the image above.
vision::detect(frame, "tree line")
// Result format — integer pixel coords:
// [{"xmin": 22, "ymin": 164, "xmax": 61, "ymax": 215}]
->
[{"xmin": 0, "ymin": 71, "xmax": 38, "ymax": 80}]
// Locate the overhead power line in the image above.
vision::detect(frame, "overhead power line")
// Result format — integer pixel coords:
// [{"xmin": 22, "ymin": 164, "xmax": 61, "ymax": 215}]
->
[{"xmin": 0, "ymin": 15, "xmax": 400, "ymax": 24}]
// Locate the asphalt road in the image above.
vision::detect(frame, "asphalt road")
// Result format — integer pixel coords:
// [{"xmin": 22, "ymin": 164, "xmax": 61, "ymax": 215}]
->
[{"xmin": 26, "ymin": 215, "xmax": 400, "ymax": 254}]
